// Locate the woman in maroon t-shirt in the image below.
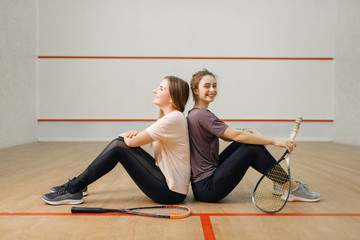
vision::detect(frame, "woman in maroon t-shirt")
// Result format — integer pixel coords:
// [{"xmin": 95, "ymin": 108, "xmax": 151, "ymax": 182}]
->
[{"xmin": 187, "ymin": 69, "xmax": 321, "ymax": 203}]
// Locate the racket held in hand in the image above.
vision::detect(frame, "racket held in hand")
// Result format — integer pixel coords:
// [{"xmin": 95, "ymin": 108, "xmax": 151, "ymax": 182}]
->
[
  {"xmin": 71, "ymin": 205, "xmax": 191, "ymax": 219},
  {"xmin": 252, "ymin": 116, "xmax": 303, "ymax": 213}
]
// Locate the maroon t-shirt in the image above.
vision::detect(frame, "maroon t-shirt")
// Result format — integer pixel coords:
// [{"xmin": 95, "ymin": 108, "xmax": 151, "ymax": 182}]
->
[{"xmin": 187, "ymin": 108, "xmax": 228, "ymax": 183}]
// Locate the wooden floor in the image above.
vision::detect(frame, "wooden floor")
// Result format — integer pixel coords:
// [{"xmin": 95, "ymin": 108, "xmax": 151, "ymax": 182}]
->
[{"xmin": 0, "ymin": 141, "xmax": 359, "ymax": 240}]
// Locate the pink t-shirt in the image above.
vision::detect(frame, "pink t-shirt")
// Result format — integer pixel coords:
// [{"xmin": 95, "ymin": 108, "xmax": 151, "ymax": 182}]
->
[{"xmin": 146, "ymin": 111, "xmax": 190, "ymax": 195}]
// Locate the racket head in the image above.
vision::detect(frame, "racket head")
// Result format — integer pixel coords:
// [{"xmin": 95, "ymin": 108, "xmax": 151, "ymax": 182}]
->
[
  {"xmin": 252, "ymin": 152, "xmax": 291, "ymax": 213},
  {"xmin": 71, "ymin": 205, "xmax": 191, "ymax": 219},
  {"xmin": 128, "ymin": 205, "xmax": 191, "ymax": 219}
]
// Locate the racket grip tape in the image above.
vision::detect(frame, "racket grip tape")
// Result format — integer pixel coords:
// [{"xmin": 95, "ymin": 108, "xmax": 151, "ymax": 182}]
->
[
  {"xmin": 71, "ymin": 207, "xmax": 105, "ymax": 213},
  {"xmin": 290, "ymin": 116, "xmax": 303, "ymax": 140}
]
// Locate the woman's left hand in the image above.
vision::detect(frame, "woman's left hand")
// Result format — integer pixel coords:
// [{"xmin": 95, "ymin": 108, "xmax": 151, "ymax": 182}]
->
[{"xmin": 118, "ymin": 131, "xmax": 139, "ymax": 139}]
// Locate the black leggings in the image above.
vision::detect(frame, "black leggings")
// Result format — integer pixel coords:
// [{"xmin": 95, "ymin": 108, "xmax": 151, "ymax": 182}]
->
[
  {"xmin": 191, "ymin": 142, "xmax": 286, "ymax": 202},
  {"xmin": 67, "ymin": 137, "xmax": 186, "ymax": 204}
]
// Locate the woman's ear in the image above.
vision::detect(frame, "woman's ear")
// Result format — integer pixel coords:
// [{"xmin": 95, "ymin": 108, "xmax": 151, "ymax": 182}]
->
[{"xmin": 193, "ymin": 88, "xmax": 199, "ymax": 95}]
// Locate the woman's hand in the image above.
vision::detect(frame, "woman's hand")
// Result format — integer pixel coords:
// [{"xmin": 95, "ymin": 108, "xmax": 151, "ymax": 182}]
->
[
  {"xmin": 273, "ymin": 139, "xmax": 297, "ymax": 153},
  {"xmin": 118, "ymin": 131, "xmax": 139, "ymax": 139},
  {"xmin": 120, "ymin": 130, "xmax": 154, "ymax": 147}
]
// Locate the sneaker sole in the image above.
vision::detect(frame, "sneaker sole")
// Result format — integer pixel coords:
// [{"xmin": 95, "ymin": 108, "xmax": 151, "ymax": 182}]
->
[
  {"xmin": 42, "ymin": 196, "xmax": 84, "ymax": 205},
  {"xmin": 282, "ymin": 194, "xmax": 321, "ymax": 202},
  {"xmin": 50, "ymin": 189, "xmax": 88, "ymax": 196}
]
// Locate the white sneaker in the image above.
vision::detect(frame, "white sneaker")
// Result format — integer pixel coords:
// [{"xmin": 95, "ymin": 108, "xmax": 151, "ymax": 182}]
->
[{"xmin": 273, "ymin": 182, "xmax": 285, "ymax": 196}]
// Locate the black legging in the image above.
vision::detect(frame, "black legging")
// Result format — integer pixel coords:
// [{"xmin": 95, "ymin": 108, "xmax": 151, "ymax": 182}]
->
[
  {"xmin": 191, "ymin": 141, "xmax": 287, "ymax": 202},
  {"xmin": 67, "ymin": 137, "xmax": 186, "ymax": 204}
]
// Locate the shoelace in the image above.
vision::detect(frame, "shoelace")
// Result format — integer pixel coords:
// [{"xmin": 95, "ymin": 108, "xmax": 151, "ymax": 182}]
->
[
  {"xmin": 296, "ymin": 181, "xmax": 310, "ymax": 192},
  {"xmin": 54, "ymin": 183, "xmax": 70, "ymax": 195}
]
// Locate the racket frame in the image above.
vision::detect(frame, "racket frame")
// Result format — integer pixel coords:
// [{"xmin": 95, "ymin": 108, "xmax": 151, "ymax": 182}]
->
[
  {"xmin": 252, "ymin": 150, "xmax": 291, "ymax": 213},
  {"xmin": 71, "ymin": 205, "xmax": 191, "ymax": 219},
  {"xmin": 252, "ymin": 116, "xmax": 302, "ymax": 213}
]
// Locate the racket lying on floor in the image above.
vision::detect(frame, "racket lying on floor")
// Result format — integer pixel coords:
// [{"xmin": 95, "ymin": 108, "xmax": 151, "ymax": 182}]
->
[
  {"xmin": 71, "ymin": 205, "xmax": 191, "ymax": 219},
  {"xmin": 252, "ymin": 116, "xmax": 303, "ymax": 213}
]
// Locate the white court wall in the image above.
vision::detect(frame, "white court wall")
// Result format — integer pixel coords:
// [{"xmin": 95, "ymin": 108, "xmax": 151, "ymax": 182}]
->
[
  {"xmin": 0, "ymin": 0, "xmax": 37, "ymax": 149},
  {"xmin": 37, "ymin": 0, "xmax": 334, "ymax": 141},
  {"xmin": 334, "ymin": 0, "xmax": 360, "ymax": 146}
]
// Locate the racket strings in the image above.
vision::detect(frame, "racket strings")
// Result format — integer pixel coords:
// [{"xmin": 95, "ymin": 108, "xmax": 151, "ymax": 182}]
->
[
  {"xmin": 125, "ymin": 206, "xmax": 191, "ymax": 219},
  {"xmin": 267, "ymin": 164, "xmax": 290, "ymax": 185},
  {"xmin": 134, "ymin": 206, "xmax": 188, "ymax": 215},
  {"xmin": 253, "ymin": 160, "xmax": 290, "ymax": 212}
]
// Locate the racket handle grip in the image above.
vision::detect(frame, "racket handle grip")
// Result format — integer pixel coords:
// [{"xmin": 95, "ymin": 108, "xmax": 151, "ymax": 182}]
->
[
  {"xmin": 290, "ymin": 116, "xmax": 303, "ymax": 140},
  {"xmin": 71, "ymin": 207, "xmax": 105, "ymax": 213}
]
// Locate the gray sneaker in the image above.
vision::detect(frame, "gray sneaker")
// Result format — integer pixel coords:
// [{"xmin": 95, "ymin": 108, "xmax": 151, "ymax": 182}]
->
[
  {"xmin": 42, "ymin": 184, "xmax": 84, "ymax": 205},
  {"xmin": 282, "ymin": 181, "xmax": 321, "ymax": 202},
  {"xmin": 50, "ymin": 184, "xmax": 88, "ymax": 196}
]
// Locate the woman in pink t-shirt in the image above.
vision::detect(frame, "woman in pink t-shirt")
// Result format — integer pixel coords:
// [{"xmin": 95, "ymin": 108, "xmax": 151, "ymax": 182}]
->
[
  {"xmin": 42, "ymin": 76, "xmax": 190, "ymax": 205},
  {"xmin": 187, "ymin": 69, "xmax": 321, "ymax": 203}
]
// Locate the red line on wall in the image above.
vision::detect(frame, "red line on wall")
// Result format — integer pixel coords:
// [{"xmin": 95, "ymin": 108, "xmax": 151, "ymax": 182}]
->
[
  {"xmin": 38, "ymin": 56, "xmax": 334, "ymax": 60},
  {"xmin": 37, "ymin": 119, "xmax": 333, "ymax": 122},
  {"xmin": 37, "ymin": 119, "xmax": 157, "ymax": 122},
  {"xmin": 221, "ymin": 119, "xmax": 333, "ymax": 122}
]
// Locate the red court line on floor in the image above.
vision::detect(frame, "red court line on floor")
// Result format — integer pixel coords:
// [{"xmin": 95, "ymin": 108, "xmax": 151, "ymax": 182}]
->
[
  {"xmin": 2, "ymin": 212, "xmax": 358, "ymax": 240},
  {"xmin": 1, "ymin": 213, "xmax": 358, "ymax": 216},
  {"xmin": 37, "ymin": 119, "xmax": 333, "ymax": 122},
  {"xmin": 38, "ymin": 56, "xmax": 334, "ymax": 60},
  {"xmin": 200, "ymin": 215, "xmax": 216, "ymax": 240},
  {"xmin": 191, "ymin": 213, "xmax": 360, "ymax": 217}
]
